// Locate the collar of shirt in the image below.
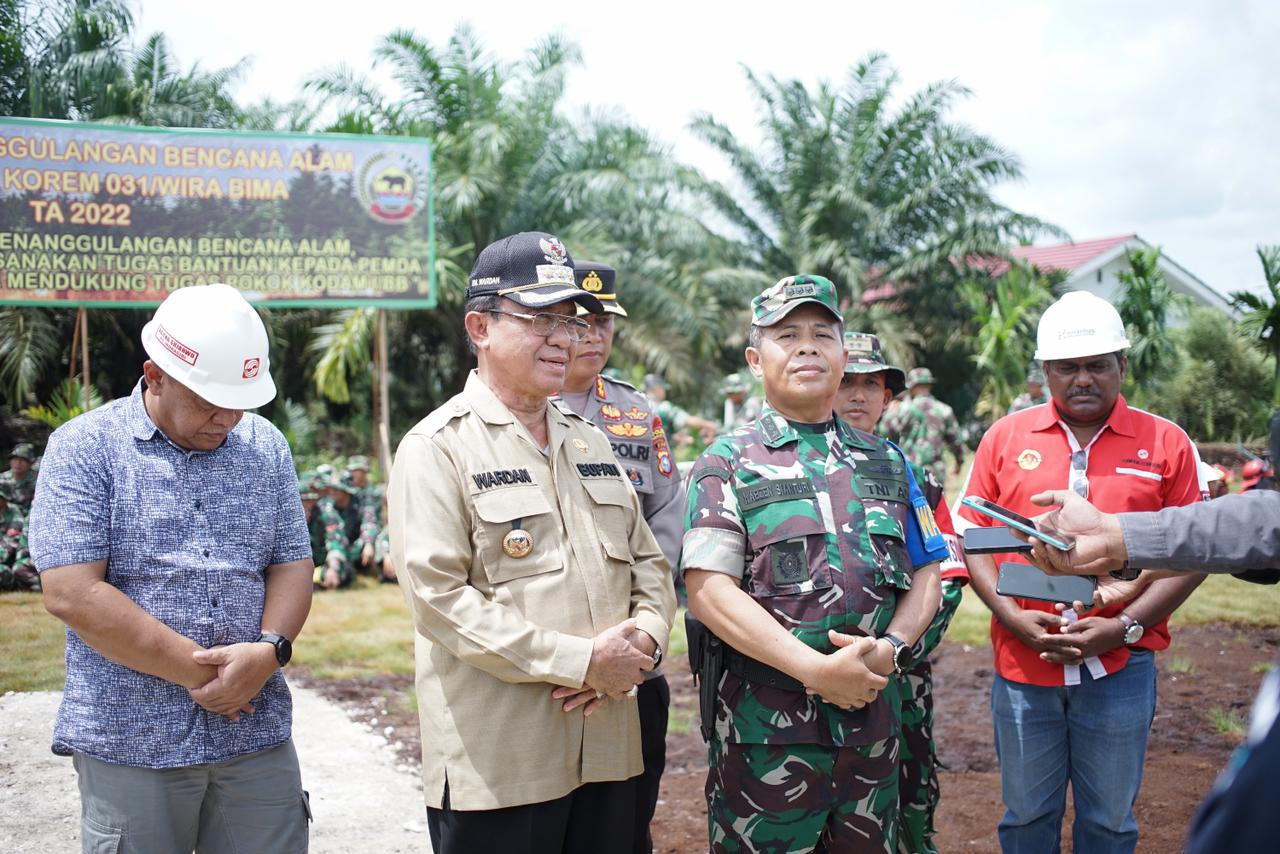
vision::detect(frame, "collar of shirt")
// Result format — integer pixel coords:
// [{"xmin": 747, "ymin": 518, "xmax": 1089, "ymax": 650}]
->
[
  {"xmin": 1026, "ymin": 394, "xmax": 1139, "ymax": 440},
  {"xmin": 463, "ymin": 371, "xmax": 571, "ymax": 456},
  {"xmin": 756, "ymin": 405, "xmax": 877, "ymax": 451}
]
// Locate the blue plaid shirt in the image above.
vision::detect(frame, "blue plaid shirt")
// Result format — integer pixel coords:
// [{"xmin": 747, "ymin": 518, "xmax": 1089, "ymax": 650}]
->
[{"xmin": 29, "ymin": 380, "xmax": 311, "ymax": 769}]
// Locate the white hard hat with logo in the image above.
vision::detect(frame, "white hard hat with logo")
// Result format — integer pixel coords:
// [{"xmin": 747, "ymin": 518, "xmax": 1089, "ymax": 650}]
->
[
  {"xmin": 141, "ymin": 283, "xmax": 276, "ymax": 409},
  {"xmin": 1034, "ymin": 291, "xmax": 1131, "ymax": 361}
]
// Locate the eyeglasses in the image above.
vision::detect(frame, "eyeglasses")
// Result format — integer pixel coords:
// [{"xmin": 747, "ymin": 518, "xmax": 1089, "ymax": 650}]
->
[
  {"xmin": 1070, "ymin": 449, "xmax": 1089, "ymax": 499},
  {"xmin": 487, "ymin": 309, "xmax": 591, "ymax": 342}
]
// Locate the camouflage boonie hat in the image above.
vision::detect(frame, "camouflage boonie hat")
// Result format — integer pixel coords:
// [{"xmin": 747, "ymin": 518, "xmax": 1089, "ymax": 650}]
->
[
  {"xmin": 751, "ymin": 274, "xmax": 842, "ymax": 327},
  {"xmin": 720, "ymin": 372, "xmax": 750, "ymax": 395},
  {"xmin": 324, "ymin": 474, "xmax": 358, "ymax": 495},
  {"xmin": 10, "ymin": 443, "xmax": 34, "ymax": 461},
  {"xmin": 843, "ymin": 331, "xmax": 906, "ymax": 395},
  {"xmin": 906, "ymin": 367, "xmax": 935, "ymax": 388},
  {"xmin": 1026, "ymin": 367, "xmax": 1046, "ymax": 385},
  {"xmin": 346, "ymin": 455, "xmax": 371, "ymax": 472}
]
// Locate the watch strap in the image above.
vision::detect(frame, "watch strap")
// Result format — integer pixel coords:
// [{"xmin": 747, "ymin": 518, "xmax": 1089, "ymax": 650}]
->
[
  {"xmin": 257, "ymin": 632, "xmax": 292, "ymax": 667},
  {"xmin": 882, "ymin": 633, "xmax": 909, "ymax": 674}
]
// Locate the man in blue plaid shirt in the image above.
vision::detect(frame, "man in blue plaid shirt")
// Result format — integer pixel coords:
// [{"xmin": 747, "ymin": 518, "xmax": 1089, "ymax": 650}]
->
[{"xmin": 30, "ymin": 284, "xmax": 314, "ymax": 854}]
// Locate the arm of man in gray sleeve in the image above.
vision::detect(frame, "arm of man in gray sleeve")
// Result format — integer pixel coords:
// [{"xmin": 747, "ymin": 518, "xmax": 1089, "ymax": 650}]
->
[
  {"xmin": 642, "ymin": 465, "xmax": 686, "ymax": 572},
  {"xmin": 1025, "ymin": 489, "xmax": 1280, "ymax": 576}
]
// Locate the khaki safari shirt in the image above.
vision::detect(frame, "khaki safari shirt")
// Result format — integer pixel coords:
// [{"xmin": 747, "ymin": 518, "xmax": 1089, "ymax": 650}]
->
[{"xmin": 390, "ymin": 372, "xmax": 676, "ymax": 810}]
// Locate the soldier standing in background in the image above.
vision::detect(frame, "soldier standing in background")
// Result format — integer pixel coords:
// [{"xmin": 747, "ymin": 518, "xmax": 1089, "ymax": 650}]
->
[
  {"xmin": 645, "ymin": 374, "xmax": 717, "ymax": 446},
  {"xmin": 719, "ymin": 372, "xmax": 763, "ymax": 432},
  {"xmin": 835, "ymin": 332, "xmax": 970, "ymax": 854},
  {"xmin": 1008, "ymin": 368, "xmax": 1050, "ymax": 414},
  {"xmin": 559, "ymin": 260, "xmax": 683, "ymax": 854},
  {"xmin": 683, "ymin": 276, "xmax": 944, "ymax": 852},
  {"xmin": 884, "ymin": 367, "xmax": 965, "ymax": 487},
  {"xmin": 0, "ymin": 443, "xmax": 37, "ymax": 515}
]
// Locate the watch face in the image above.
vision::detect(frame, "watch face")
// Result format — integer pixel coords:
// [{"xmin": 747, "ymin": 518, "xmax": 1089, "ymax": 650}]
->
[{"xmin": 1124, "ymin": 625, "xmax": 1144, "ymax": 645}]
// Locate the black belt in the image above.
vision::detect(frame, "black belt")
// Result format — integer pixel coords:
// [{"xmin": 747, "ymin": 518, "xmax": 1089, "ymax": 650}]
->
[{"xmin": 722, "ymin": 646, "xmax": 805, "ymax": 692}]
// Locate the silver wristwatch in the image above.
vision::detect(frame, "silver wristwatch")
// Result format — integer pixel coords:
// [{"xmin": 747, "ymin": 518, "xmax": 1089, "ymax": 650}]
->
[{"xmin": 1117, "ymin": 613, "xmax": 1144, "ymax": 645}]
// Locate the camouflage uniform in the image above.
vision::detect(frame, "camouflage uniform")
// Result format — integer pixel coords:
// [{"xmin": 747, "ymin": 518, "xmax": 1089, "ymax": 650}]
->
[
  {"xmin": 720, "ymin": 373, "xmax": 763, "ymax": 433},
  {"xmin": 883, "ymin": 373, "xmax": 962, "ymax": 487},
  {"xmin": 683, "ymin": 403, "xmax": 948, "ymax": 853},
  {"xmin": 1007, "ymin": 391, "xmax": 1049, "ymax": 414},
  {"xmin": 894, "ymin": 462, "xmax": 968, "ymax": 854},
  {"xmin": 0, "ymin": 485, "xmax": 37, "ymax": 591},
  {"xmin": 0, "ymin": 442, "xmax": 38, "ymax": 515}
]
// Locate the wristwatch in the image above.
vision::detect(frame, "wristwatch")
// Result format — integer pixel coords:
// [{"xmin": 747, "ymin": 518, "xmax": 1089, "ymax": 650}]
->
[
  {"xmin": 651, "ymin": 643, "xmax": 663, "ymax": 668},
  {"xmin": 1110, "ymin": 561, "xmax": 1141, "ymax": 582},
  {"xmin": 881, "ymin": 634, "xmax": 911, "ymax": 675},
  {"xmin": 257, "ymin": 632, "xmax": 293, "ymax": 667},
  {"xmin": 1117, "ymin": 613, "xmax": 1144, "ymax": 645}
]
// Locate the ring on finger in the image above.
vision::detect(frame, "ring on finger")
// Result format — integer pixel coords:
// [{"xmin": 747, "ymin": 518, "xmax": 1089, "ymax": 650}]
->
[{"xmin": 594, "ymin": 691, "xmax": 604, "ymax": 700}]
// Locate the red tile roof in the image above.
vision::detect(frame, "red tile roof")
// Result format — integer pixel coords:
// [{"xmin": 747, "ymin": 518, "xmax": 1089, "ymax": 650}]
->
[{"xmin": 1009, "ymin": 234, "xmax": 1136, "ymax": 272}]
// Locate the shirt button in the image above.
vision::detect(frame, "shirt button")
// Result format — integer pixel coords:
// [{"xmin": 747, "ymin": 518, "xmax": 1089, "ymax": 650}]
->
[
  {"xmin": 194, "ymin": 500, "xmax": 202, "ymax": 510},
  {"xmin": 211, "ymin": 597, "xmax": 219, "ymax": 607},
  {"xmin": 203, "ymin": 549, "xmax": 210, "ymax": 557}
]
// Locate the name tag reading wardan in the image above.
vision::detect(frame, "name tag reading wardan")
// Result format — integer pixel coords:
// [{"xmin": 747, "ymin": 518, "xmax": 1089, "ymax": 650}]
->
[{"xmin": 471, "ymin": 468, "xmax": 534, "ymax": 490}]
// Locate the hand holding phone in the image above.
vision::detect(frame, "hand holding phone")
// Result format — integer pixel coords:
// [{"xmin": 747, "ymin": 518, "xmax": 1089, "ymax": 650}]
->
[
  {"xmin": 996, "ymin": 562, "xmax": 1097, "ymax": 606},
  {"xmin": 960, "ymin": 496, "xmax": 1075, "ymax": 551},
  {"xmin": 962, "ymin": 525, "xmax": 1033, "ymax": 555}
]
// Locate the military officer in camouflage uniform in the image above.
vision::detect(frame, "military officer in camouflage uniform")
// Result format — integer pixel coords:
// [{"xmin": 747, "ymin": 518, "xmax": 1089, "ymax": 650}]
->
[
  {"xmin": 1007, "ymin": 367, "xmax": 1049, "ymax": 414},
  {"xmin": 560, "ymin": 260, "xmax": 683, "ymax": 854},
  {"xmin": 835, "ymin": 332, "xmax": 970, "ymax": 854},
  {"xmin": 883, "ymin": 367, "xmax": 964, "ymax": 488},
  {"xmin": 0, "ymin": 443, "xmax": 37, "ymax": 515},
  {"xmin": 347, "ymin": 455, "xmax": 384, "ymax": 521},
  {"xmin": 311, "ymin": 476, "xmax": 365, "ymax": 589},
  {"xmin": 645, "ymin": 374, "xmax": 717, "ymax": 446},
  {"xmin": 683, "ymin": 276, "xmax": 946, "ymax": 853}
]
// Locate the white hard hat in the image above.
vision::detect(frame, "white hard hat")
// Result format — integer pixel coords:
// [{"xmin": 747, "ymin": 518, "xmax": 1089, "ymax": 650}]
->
[
  {"xmin": 1033, "ymin": 291, "xmax": 1131, "ymax": 361},
  {"xmin": 141, "ymin": 284, "xmax": 276, "ymax": 409}
]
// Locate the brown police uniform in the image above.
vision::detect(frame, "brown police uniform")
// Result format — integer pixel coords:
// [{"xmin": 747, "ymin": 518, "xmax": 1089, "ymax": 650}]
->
[{"xmin": 389, "ymin": 371, "xmax": 676, "ymax": 812}]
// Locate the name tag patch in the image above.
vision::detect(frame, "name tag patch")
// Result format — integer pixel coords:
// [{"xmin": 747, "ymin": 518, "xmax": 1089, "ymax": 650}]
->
[
  {"xmin": 738, "ymin": 478, "xmax": 817, "ymax": 512},
  {"xmin": 472, "ymin": 468, "xmax": 533, "ymax": 490},
  {"xmin": 577, "ymin": 462, "xmax": 621, "ymax": 478}
]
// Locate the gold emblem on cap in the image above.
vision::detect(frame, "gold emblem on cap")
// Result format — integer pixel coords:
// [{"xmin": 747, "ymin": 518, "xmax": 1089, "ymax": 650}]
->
[
  {"xmin": 572, "ymin": 438, "xmax": 590, "ymax": 453},
  {"xmin": 582, "ymin": 271, "xmax": 604, "ymax": 292},
  {"xmin": 1017, "ymin": 449, "xmax": 1042, "ymax": 471},
  {"xmin": 502, "ymin": 528, "xmax": 534, "ymax": 558}
]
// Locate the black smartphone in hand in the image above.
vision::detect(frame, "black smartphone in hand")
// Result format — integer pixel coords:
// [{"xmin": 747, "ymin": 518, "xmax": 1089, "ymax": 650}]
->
[
  {"xmin": 962, "ymin": 526, "xmax": 1033, "ymax": 555},
  {"xmin": 996, "ymin": 562, "xmax": 1097, "ymax": 606}
]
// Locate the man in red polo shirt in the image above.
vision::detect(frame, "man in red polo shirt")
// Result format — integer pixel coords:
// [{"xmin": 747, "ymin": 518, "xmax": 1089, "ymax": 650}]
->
[{"xmin": 956, "ymin": 290, "xmax": 1206, "ymax": 854}]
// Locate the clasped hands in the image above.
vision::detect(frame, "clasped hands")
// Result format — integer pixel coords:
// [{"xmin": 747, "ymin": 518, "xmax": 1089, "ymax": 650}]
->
[
  {"xmin": 551, "ymin": 618, "xmax": 657, "ymax": 716},
  {"xmin": 802, "ymin": 630, "xmax": 893, "ymax": 712},
  {"xmin": 186, "ymin": 641, "xmax": 279, "ymax": 722}
]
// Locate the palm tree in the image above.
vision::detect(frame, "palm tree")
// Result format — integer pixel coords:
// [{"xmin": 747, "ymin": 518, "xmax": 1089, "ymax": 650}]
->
[
  {"xmin": 1117, "ymin": 246, "xmax": 1187, "ymax": 392},
  {"xmin": 963, "ymin": 263, "xmax": 1058, "ymax": 420},
  {"xmin": 1232, "ymin": 245, "xmax": 1280, "ymax": 406}
]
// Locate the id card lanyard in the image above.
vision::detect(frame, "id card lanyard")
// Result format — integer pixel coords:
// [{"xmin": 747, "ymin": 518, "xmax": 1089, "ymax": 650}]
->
[{"xmin": 1057, "ymin": 421, "xmax": 1109, "ymax": 687}]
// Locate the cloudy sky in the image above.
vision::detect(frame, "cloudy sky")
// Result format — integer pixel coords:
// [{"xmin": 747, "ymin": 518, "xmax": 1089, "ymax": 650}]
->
[{"xmin": 137, "ymin": 0, "xmax": 1278, "ymax": 297}]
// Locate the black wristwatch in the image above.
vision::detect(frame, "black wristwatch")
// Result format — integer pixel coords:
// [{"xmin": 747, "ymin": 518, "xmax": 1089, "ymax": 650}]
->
[
  {"xmin": 881, "ymin": 634, "xmax": 911, "ymax": 675},
  {"xmin": 257, "ymin": 632, "xmax": 293, "ymax": 667},
  {"xmin": 1110, "ymin": 561, "xmax": 1141, "ymax": 582}
]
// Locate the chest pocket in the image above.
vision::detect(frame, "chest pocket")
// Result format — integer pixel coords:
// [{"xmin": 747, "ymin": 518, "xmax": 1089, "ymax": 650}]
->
[
  {"xmin": 739, "ymin": 477, "xmax": 833, "ymax": 597},
  {"xmin": 852, "ymin": 464, "xmax": 914, "ymax": 591},
  {"xmin": 581, "ymin": 478, "xmax": 634, "ymax": 565},
  {"xmin": 473, "ymin": 487, "xmax": 562, "ymax": 584}
]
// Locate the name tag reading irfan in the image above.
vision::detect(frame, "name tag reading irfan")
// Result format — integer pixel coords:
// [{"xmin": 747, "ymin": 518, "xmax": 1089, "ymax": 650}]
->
[{"xmin": 738, "ymin": 478, "xmax": 817, "ymax": 511}]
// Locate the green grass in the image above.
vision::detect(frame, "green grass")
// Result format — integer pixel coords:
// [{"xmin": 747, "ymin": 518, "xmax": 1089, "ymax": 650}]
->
[
  {"xmin": 294, "ymin": 576, "xmax": 415, "ymax": 680},
  {"xmin": 0, "ymin": 591, "xmax": 66, "ymax": 691},
  {"xmin": 1167, "ymin": 656, "xmax": 1195, "ymax": 674},
  {"xmin": 1208, "ymin": 705, "xmax": 1247, "ymax": 739},
  {"xmin": 1252, "ymin": 661, "xmax": 1274, "ymax": 675}
]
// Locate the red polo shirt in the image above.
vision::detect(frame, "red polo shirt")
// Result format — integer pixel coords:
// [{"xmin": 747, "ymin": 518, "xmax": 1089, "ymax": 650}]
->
[{"xmin": 956, "ymin": 396, "xmax": 1202, "ymax": 686}]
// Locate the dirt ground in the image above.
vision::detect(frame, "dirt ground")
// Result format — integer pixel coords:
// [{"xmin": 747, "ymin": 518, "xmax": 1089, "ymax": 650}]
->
[{"xmin": 305, "ymin": 623, "xmax": 1275, "ymax": 854}]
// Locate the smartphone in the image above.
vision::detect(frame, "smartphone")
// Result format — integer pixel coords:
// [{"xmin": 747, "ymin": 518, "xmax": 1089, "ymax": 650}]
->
[
  {"xmin": 996, "ymin": 561, "xmax": 1097, "ymax": 605},
  {"xmin": 960, "ymin": 496, "xmax": 1075, "ymax": 551},
  {"xmin": 962, "ymin": 525, "xmax": 1033, "ymax": 555}
]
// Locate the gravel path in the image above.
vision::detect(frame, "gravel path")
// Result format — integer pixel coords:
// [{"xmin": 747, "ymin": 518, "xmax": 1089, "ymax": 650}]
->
[{"xmin": 0, "ymin": 688, "xmax": 432, "ymax": 852}]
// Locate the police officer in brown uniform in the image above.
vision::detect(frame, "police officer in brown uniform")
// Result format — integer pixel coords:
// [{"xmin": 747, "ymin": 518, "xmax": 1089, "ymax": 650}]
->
[
  {"xmin": 558, "ymin": 260, "xmax": 683, "ymax": 854},
  {"xmin": 389, "ymin": 232, "xmax": 677, "ymax": 854}
]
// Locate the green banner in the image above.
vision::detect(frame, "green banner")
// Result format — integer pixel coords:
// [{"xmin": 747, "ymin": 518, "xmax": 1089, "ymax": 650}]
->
[{"xmin": 0, "ymin": 117, "xmax": 435, "ymax": 308}]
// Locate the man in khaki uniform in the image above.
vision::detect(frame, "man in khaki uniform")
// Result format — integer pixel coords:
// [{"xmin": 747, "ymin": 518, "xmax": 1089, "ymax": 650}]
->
[{"xmin": 389, "ymin": 231, "xmax": 677, "ymax": 854}]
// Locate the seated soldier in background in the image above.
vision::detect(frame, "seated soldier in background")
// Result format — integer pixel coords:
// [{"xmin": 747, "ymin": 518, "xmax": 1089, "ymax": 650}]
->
[
  {"xmin": 0, "ymin": 481, "xmax": 38, "ymax": 592},
  {"xmin": 300, "ymin": 483, "xmax": 327, "ymax": 579},
  {"xmin": 314, "ymin": 475, "xmax": 360, "ymax": 589},
  {"xmin": 347, "ymin": 455, "xmax": 385, "ymax": 525},
  {"xmin": 835, "ymin": 331, "xmax": 969, "ymax": 854},
  {"xmin": 1, "ymin": 443, "xmax": 38, "ymax": 515}
]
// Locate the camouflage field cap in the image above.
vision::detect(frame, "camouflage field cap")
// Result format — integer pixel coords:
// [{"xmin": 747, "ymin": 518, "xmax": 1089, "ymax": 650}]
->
[
  {"xmin": 906, "ymin": 367, "xmax": 935, "ymax": 388},
  {"xmin": 843, "ymin": 331, "xmax": 906, "ymax": 395},
  {"xmin": 751, "ymin": 274, "xmax": 842, "ymax": 327},
  {"xmin": 10, "ymin": 443, "xmax": 34, "ymax": 461},
  {"xmin": 324, "ymin": 474, "xmax": 359, "ymax": 495},
  {"xmin": 574, "ymin": 261, "xmax": 627, "ymax": 317},
  {"xmin": 300, "ymin": 487, "xmax": 321, "ymax": 501},
  {"xmin": 346, "ymin": 455, "xmax": 371, "ymax": 472},
  {"xmin": 720, "ymin": 372, "xmax": 750, "ymax": 395}
]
